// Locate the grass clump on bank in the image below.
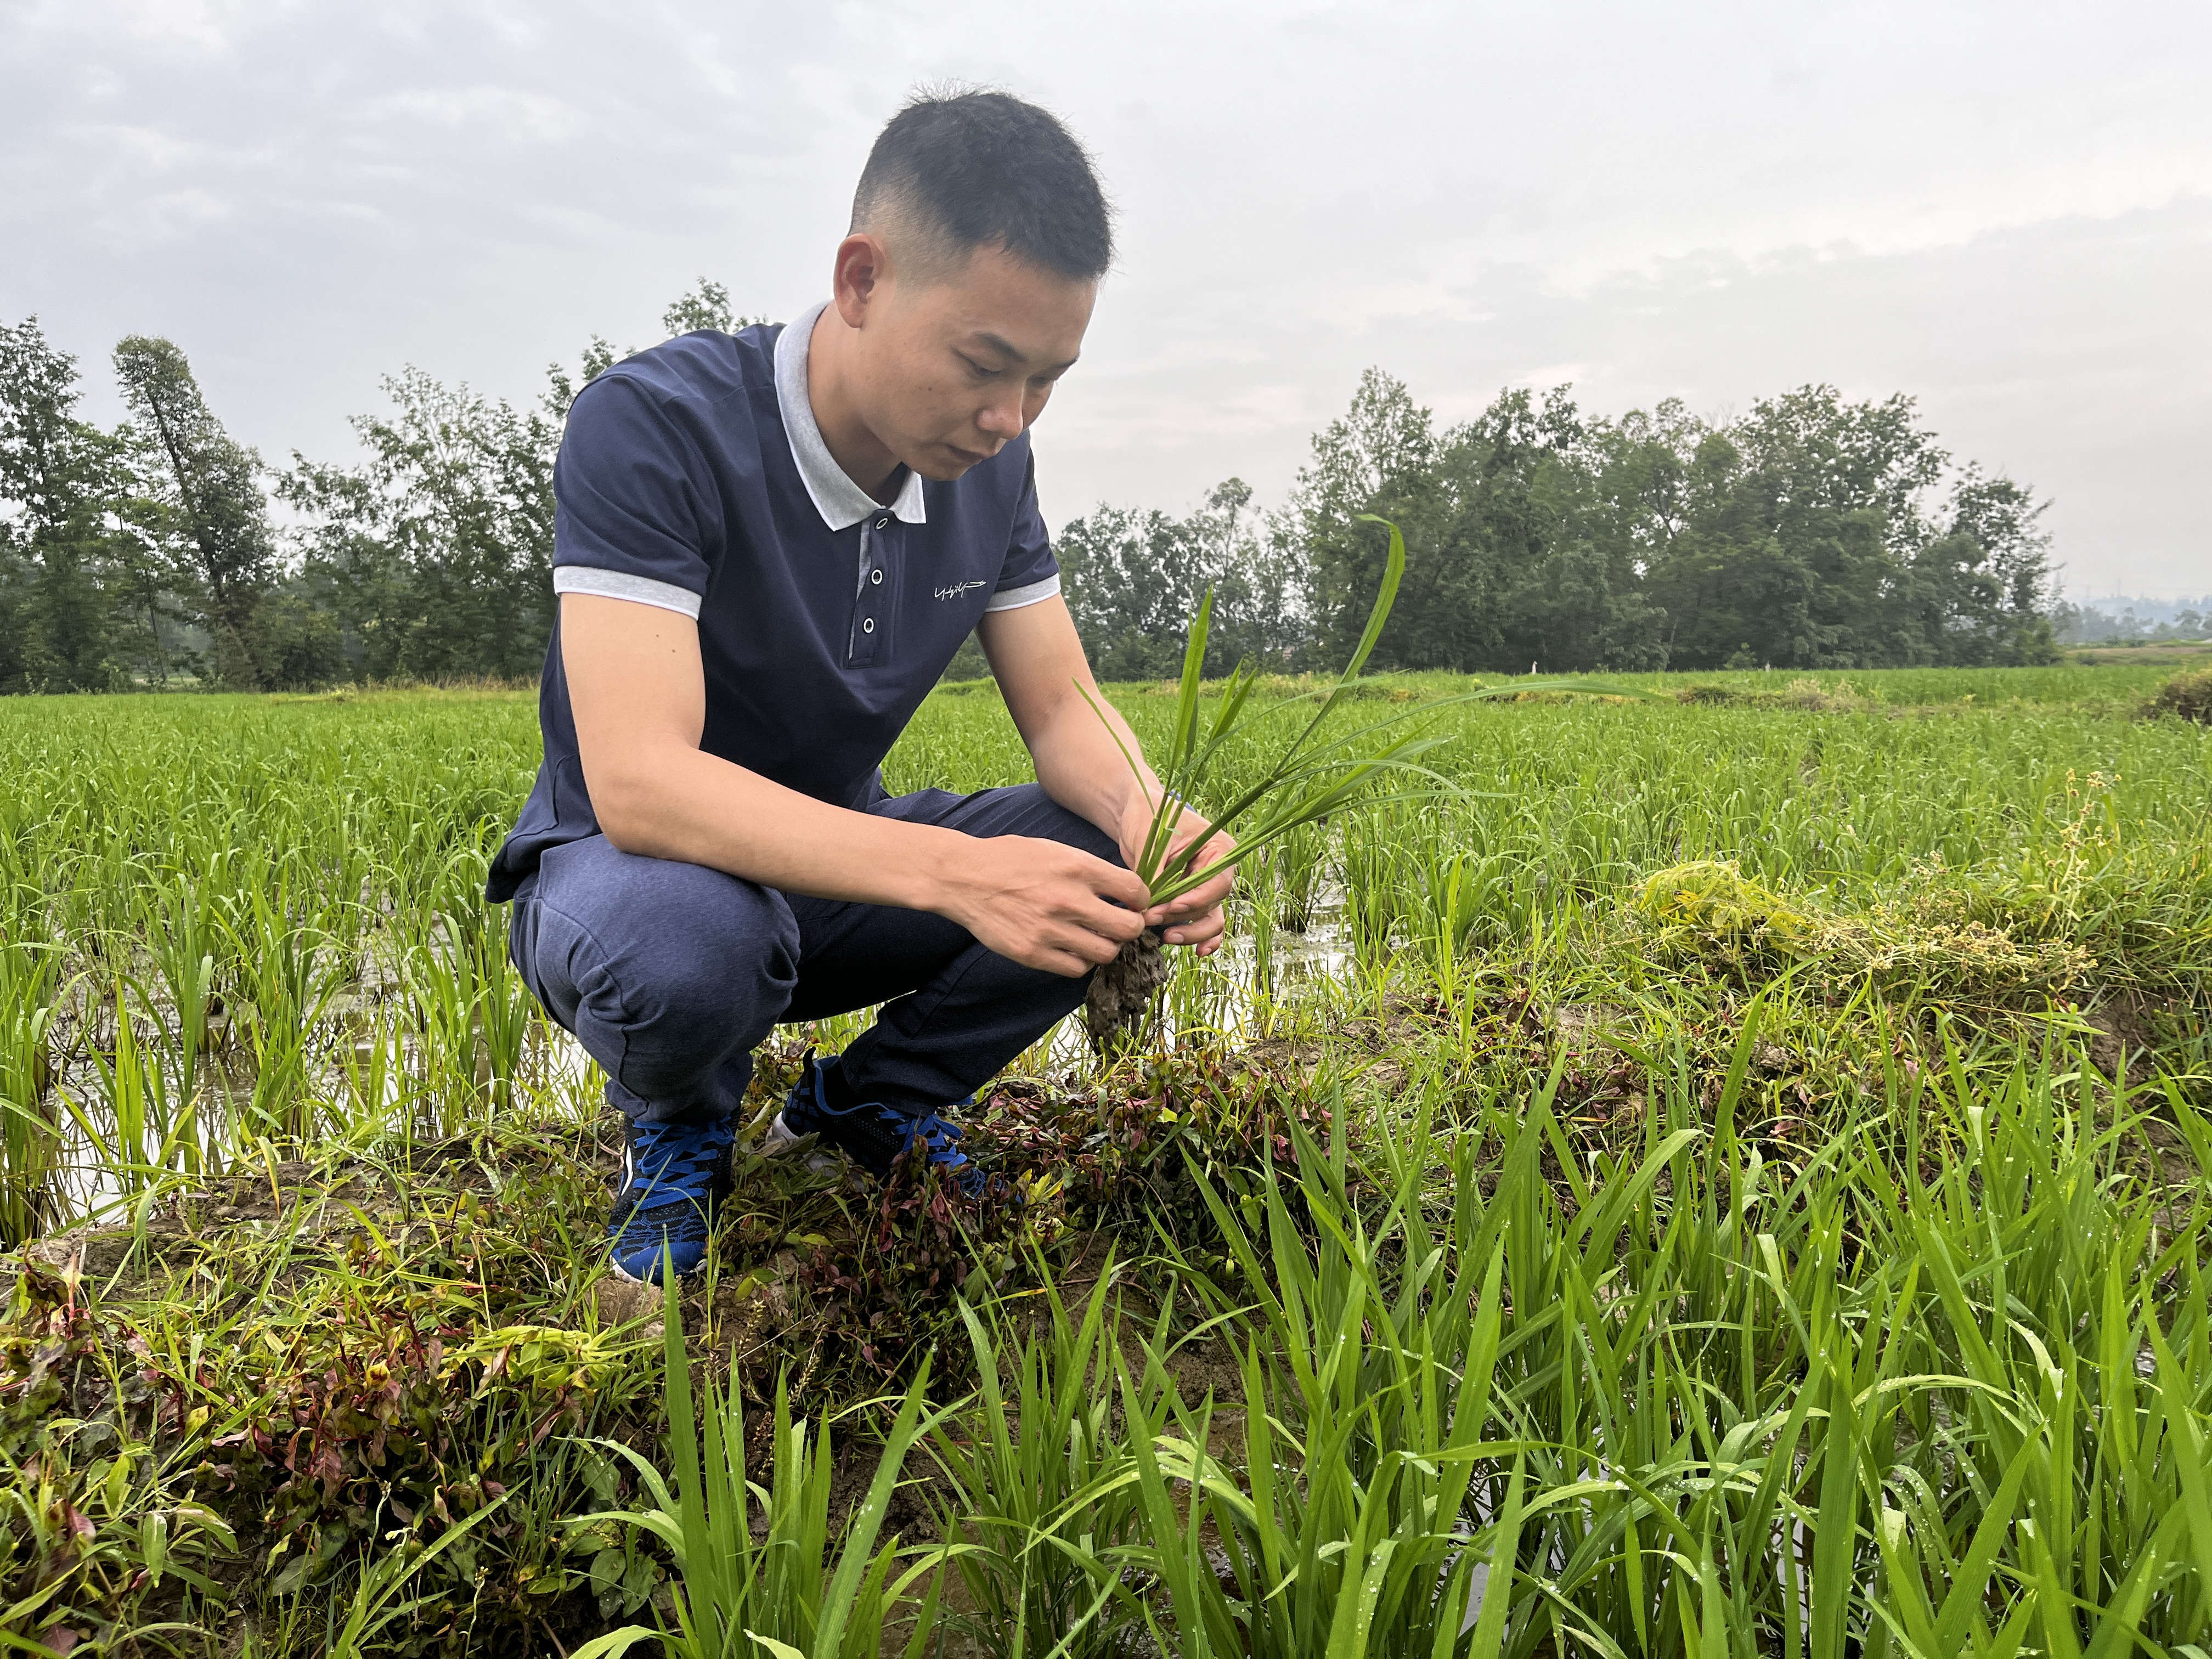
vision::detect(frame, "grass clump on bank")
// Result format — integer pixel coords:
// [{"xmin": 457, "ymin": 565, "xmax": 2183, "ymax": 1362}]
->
[{"xmin": 2144, "ymin": 663, "xmax": 2212, "ymax": 724}]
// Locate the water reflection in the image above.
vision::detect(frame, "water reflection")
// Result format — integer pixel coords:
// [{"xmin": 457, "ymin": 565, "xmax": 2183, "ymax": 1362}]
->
[{"xmin": 32, "ymin": 890, "xmax": 1357, "ymax": 1231}]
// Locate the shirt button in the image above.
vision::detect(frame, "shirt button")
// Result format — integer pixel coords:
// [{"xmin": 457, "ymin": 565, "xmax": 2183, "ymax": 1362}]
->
[
  {"xmin": 870, "ymin": 568, "xmax": 883, "ymax": 585},
  {"xmin": 874, "ymin": 517, "xmax": 889, "ymax": 530},
  {"xmin": 862, "ymin": 617, "xmax": 875, "ymax": 633}
]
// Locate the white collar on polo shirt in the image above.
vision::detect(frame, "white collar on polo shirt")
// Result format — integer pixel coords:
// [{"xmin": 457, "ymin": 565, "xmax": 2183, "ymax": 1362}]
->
[{"xmin": 774, "ymin": 301, "xmax": 928, "ymax": 531}]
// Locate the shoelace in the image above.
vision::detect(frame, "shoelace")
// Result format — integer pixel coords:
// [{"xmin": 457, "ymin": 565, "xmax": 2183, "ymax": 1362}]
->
[
  {"xmin": 628, "ymin": 1121, "xmax": 732, "ymax": 1206},
  {"xmin": 883, "ymin": 1105, "xmax": 970, "ymax": 1167}
]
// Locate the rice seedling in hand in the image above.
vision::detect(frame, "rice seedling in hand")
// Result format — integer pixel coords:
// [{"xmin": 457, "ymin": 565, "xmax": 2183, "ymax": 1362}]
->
[{"xmin": 1083, "ymin": 516, "xmax": 1644, "ymax": 1048}]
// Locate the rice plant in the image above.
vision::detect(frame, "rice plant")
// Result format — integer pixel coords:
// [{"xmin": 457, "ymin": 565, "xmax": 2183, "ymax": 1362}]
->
[
  {"xmin": 1090, "ymin": 1110, "xmax": 1514, "ymax": 1658},
  {"xmin": 0, "ymin": 931, "xmax": 59, "ymax": 1245},
  {"xmin": 0, "ymin": 664, "xmax": 2204, "ymax": 1654},
  {"xmin": 923, "ymin": 1258, "xmax": 1167, "ymax": 1659},
  {"xmin": 1090, "ymin": 519, "xmax": 1640, "ymax": 911},
  {"xmin": 568, "ymin": 1261, "xmax": 948, "ymax": 1659}
]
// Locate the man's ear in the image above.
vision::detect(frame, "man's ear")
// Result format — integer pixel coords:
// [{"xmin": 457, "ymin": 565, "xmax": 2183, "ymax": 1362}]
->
[{"xmin": 831, "ymin": 232, "xmax": 890, "ymax": 329}]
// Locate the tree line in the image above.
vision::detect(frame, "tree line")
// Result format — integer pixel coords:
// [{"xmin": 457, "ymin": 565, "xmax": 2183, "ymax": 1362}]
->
[
  {"xmin": 1058, "ymin": 370, "xmax": 2062, "ymax": 678},
  {"xmin": 0, "ymin": 282, "xmax": 736, "ymax": 693},
  {"xmin": 3, "ymin": 294, "xmax": 2064, "ymax": 694}
]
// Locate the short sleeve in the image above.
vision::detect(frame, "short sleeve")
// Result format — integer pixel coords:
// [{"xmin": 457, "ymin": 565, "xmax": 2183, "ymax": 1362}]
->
[
  {"xmin": 550, "ymin": 373, "xmax": 721, "ymax": 620},
  {"xmin": 984, "ymin": 445, "xmax": 1061, "ymax": 612}
]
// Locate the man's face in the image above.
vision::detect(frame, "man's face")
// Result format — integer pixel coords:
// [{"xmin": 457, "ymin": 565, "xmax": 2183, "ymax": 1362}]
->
[{"xmin": 847, "ymin": 241, "xmax": 1096, "ymax": 482}]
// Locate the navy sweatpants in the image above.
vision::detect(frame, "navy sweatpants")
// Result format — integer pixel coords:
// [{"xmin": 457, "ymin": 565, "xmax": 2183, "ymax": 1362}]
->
[{"xmin": 506, "ymin": 784, "xmax": 1120, "ymax": 1125}]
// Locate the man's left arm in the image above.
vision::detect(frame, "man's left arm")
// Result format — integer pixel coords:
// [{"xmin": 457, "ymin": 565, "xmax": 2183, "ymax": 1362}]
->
[{"xmin": 979, "ymin": 596, "xmax": 1237, "ymax": 956}]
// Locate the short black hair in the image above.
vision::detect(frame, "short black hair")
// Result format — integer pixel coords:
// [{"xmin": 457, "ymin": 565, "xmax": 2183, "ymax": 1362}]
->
[{"xmin": 852, "ymin": 88, "xmax": 1113, "ymax": 283}]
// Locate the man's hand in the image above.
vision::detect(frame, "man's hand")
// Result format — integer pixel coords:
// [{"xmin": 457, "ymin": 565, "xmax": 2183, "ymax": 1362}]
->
[
  {"xmin": 936, "ymin": 835, "xmax": 1152, "ymax": 977},
  {"xmin": 980, "ymin": 599, "xmax": 1242, "ymax": 962},
  {"xmin": 1118, "ymin": 797, "xmax": 1238, "ymax": 958}
]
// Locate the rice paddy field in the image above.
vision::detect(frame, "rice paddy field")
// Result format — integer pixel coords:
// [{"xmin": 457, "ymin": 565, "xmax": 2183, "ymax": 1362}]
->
[{"xmin": 2, "ymin": 662, "xmax": 2209, "ymax": 1657}]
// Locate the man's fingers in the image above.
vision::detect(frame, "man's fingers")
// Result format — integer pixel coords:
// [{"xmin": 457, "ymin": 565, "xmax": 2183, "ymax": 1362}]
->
[
  {"xmin": 1073, "ymin": 895, "xmax": 1147, "ymax": 943},
  {"xmin": 1147, "ymin": 869, "xmax": 1236, "ymax": 927},
  {"xmin": 1058, "ymin": 924, "xmax": 1129, "ymax": 967},
  {"xmin": 1160, "ymin": 838, "xmax": 1237, "ymax": 902},
  {"xmin": 1082, "ymin": 855, "xmax": 1152, "ymax": 913},
  {"xmin": 1160, "ymin": 837, "xmax": 1224, "ymax": 883},
  {"xmin": 1071, "ymin": 853, "xmax": 1152, "ymax": 932},
  {"xmin": 1020, "ymin": 919, "xmax": 1121, "ymax": 975},
  {"xmin": 1162, "ymin": 906, "xmax": 1225, "ymax": 948}
]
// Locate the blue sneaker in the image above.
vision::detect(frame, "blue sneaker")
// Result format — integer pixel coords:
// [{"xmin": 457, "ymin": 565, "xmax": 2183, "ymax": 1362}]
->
[
  {"xmin": 608, "ymin": 1116, "xmax": 735, "ymax": 1283},
  {"xmin": 767, "ymin": 1051, "xmax": 983, "ymax": 1197}
]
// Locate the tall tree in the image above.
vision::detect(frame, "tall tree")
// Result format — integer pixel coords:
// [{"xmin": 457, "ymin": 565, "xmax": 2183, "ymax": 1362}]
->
[
  {"xmin": 1197, "ymin": 478, "xmax": 1307, "ymax": 669},
  {"xmin": 281, "ymin": 368, "xmax": 560, "ymax": 681},
  {"xmin": 112, "ymin": 335, "xmax": 282, "ymax": 687},
  {"xmin": 1056, "ymin": 503, "xmax": 1210, "ymax": 679},
  {"xmin": 279, "ymin": 280, "xmax": 758, "ymax": 686},
  {"xmin": 1288, "ymin": 373, "xmax": 2053, "ymax": 675},
  {"xmin": 661, "ymin": 277, "xmax": 740, "ymax": 337},
  {"xmin": 1057, "ymin": 478, "xmax": 1306, "ymax": 680},
  {"xmin": 2, "ymin": 317, "xmax": 109, "ymax": 689},
  {"xmin": 1457, "ymin": 386, "xmax": 1665, "ymax": 672},
  {"xmin": 1919, "ymin": 466, "xmax": 2059, "ymax": 664},
  {"xmin": 1644, "ymin": 387, "xmax": 1947, "ymax": 669},
  {"xmin": 1291, "ymin": 377, "xmax": 1668, "ymax": 673},
  {"xmin": 0, "ymin": 318, "xmax": 176, "ymax": 690},
  {"xmin": 1293, "ymin": 370, "xmax": 1475, "ymax": 669},
  {"xmin": 543, "ymin": 278, "xmax": 765, "ymax": 414}
]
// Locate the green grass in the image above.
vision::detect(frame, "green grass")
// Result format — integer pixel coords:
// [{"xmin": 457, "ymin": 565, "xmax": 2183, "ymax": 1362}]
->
[{"xmin": 0, "ymin": 666, "xmax": 2207, "ymax": 1655}]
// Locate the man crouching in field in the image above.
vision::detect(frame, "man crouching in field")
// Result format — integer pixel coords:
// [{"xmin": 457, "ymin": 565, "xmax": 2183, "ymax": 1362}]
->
[{"xmin": 486, "ymin": 91, "xmax": 1235, "ymax": 1284}]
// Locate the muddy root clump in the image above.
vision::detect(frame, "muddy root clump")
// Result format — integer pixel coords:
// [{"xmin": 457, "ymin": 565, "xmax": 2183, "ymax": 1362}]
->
[{"xmin": 1086, "ymin": 928, "xmax": 1169, "ymax": 1053}]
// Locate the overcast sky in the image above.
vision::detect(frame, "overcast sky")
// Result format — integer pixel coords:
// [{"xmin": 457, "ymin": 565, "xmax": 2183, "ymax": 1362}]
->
[{"xmin": 5, "ymin": 0, "xmax": 2208, "ymax": 596}]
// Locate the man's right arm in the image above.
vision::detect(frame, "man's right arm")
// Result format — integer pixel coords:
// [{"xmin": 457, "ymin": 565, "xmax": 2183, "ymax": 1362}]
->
[{"xmin": 561, "ymin": 592, "xmax": 1147, "ymax": 977}]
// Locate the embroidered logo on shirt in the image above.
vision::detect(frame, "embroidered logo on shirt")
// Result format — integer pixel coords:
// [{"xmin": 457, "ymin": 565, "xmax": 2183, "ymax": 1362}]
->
[{"xmin": 934, "ymin": 580, "xmax": 988, "ymax": 601}]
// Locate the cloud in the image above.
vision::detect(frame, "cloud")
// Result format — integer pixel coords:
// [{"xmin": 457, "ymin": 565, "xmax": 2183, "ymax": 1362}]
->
[
  {"xmin": 3, "ymin": 0, "xmax": 2208, "ymax": 591},
  {"xmin": 364, "ymin": 85, "xmax": 581, "ymax": 146}
]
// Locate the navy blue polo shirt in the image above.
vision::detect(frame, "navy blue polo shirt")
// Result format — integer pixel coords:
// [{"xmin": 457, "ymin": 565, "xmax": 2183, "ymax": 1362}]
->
[{"xmin": 486, "ymin": 302, "xmax": 1060, "ymax": 902}]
